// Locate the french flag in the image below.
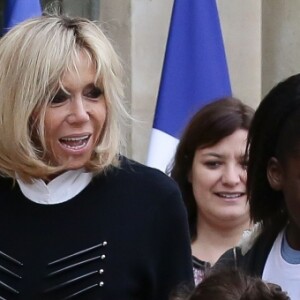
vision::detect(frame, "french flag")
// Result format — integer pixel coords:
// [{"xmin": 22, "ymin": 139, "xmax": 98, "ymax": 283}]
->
[
  {"xmin": 147, "ymin": 0, "xmax": 231, "ymax": 172},
  {"xmin": 3, "ymin": 0, "xmax": 41, "ymax": 33}
]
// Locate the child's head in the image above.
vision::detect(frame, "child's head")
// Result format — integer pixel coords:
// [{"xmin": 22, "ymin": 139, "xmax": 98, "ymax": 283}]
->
[
  {"xmin": 172, "ymin": 268, "xmax": 290, "ymax": 300},
  {"xmin": 246, "ymin": 74, "xmax": 300, "ymax": 231}
]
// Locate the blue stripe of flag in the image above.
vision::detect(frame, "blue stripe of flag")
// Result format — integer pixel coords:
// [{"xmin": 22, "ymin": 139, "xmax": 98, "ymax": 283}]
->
[
  {"xmin": 4, "ymin": 0, "xmax": 42, "ymax": 33},
  {"xmin": 153, "ymin": 0, "xmax": 231, "ymax": 138}
]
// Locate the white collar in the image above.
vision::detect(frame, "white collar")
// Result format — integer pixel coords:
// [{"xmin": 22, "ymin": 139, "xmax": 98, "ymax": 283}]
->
[{"xmin": 17, "ymin": 169, "xmax": 93, "ymax": 205}]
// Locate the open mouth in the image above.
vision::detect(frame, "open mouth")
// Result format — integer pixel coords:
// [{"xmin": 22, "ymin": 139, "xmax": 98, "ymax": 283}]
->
[{"xmin": 59, "ymin": 135, "xmax": 91, "ymax": 150}]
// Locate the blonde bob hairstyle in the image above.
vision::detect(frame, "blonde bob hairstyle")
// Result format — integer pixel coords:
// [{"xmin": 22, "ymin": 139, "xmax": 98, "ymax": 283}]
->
[{"xmin": 0, "ymin": 14, "xmax": 128, "ymax": 182}]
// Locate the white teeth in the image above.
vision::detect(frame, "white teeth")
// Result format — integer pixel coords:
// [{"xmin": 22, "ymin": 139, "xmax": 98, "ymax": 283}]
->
[
  {"xmin": 62, "ymin": 143, "xmax": 86, "ymax": 150},
  {"xmin": 217, "ymin": 193, "xmax": 243, "ymax": 198},
  {"xmin": 59, "ymin": 135, "xmax": 90, "ymax": 150},
  {"xmin": 60, "ymin": 135, "xmax": 89, "ymax": 142}
]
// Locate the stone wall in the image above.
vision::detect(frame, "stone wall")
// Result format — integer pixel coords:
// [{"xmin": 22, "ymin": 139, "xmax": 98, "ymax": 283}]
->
[{"xmin": 54, "ymin": 0, "xmax": 300, "ymax": 164}]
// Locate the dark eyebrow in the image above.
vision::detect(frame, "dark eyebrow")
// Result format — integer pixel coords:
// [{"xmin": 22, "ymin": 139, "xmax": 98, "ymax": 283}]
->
[
  {"xmin": 55, "ymin": 89, "xmax": 69, "ymax": 96},
  {"xmin": 84, "ymin": 83, "xmax": 103, "ymax": 90},
  {"xmin": 201, "ymin": 153, "xmax": 224, "ymax": 159},
  {"xmin": 55, "ymin": 85, "xmax": 71, "ymax": 95},
  {"xmin": 85, "ymin": 83, "xmax": 96, "ymax": 88}
]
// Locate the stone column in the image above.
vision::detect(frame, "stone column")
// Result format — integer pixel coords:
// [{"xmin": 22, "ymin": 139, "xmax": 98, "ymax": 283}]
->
[
  {"xmin": 262, "ymin": 1, "xmax": 300, "ymax": 97},
  {"xmin": 99, "ymin": 0, "xmax": 132, "ymax": 157},
  {"xmin": 217, "ymin": 0, "xmax": 262, "ymax": 108}
]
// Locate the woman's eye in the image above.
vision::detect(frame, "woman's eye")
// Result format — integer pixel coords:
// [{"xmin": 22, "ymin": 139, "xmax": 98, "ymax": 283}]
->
[
  {"xmin": 51, "ymin": 91, "xmax": 69, "ymax": 105},
  {"xmin": 204, "ymin": 161, "xmax": 221, "ymax": 169},
  {"xmin": 86, "ymin": 87, "xmax": 103, "ymax": 99}
]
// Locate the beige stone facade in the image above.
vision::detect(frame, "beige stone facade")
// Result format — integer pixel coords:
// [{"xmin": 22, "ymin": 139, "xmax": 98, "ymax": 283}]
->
[{"xmin": 62, "ymin": 0, "xmax": 300, "ymax": 164}]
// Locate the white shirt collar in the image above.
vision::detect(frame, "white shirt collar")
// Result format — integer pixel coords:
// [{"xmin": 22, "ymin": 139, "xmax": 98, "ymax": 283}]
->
[{"xmin": 17, "ymin": 169, "xmax": 93, "ymax": 205}]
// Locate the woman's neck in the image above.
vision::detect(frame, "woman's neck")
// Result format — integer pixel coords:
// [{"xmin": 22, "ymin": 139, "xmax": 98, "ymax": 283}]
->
[{"xmin": 192, "ymin": 218, "xmax": 251, "ymax": 265}]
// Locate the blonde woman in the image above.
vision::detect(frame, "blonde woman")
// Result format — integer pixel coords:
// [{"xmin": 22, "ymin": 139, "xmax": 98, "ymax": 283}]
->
[{"xmin": 0, "ymin": 14, "xmax": 193, "ymax": 299}]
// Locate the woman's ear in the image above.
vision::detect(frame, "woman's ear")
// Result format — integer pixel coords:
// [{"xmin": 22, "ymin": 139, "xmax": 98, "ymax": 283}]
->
[{"xmin": 267, "ymin": 157, "xmax": 283, "ymax": 191}]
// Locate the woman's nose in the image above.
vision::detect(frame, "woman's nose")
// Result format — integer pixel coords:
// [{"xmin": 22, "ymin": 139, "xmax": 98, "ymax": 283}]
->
[
  {"xmin": 222, "ymin": 165, "xmax": 242, "ymax": 186},
  {"xmin": 67, "ymin": 98, "xmax": 89, "ymax": 124}
]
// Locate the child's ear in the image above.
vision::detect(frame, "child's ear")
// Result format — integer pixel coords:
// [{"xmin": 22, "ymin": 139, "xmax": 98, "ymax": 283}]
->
[{"xmin": 267, "ymin": 157, "xmax": 283, "ymax": 191}]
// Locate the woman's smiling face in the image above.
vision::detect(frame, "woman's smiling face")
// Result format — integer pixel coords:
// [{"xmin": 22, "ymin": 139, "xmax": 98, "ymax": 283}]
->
[
  {"xmin": 44, "ymin": 51, "xmax": 106, "ymax": 170},
  {"xmin": 189, "ymin": 129, "xmax": 250, "ymax": 227}
]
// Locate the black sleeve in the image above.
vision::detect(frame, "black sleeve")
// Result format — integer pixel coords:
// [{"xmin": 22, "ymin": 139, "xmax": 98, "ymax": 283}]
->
[
  {"xmin": 214, "ymin": 247, "xmax": 238, "ymax": 270},
  {"xmin": 215, "ymin": 232, "xmax": 273, "ymax": 278},
  {"xmin": 150, "ymin": 187, "xmax": 194, "ymax": 300}
]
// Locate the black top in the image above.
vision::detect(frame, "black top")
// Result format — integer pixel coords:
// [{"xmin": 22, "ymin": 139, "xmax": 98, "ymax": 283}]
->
[
  {"xmin": 0, "ymin": 157, "xmax": 193, "ymax": 300},
  {"xmin": 216, "ymin": 227, "xmax": 279, "ymax": 277}
]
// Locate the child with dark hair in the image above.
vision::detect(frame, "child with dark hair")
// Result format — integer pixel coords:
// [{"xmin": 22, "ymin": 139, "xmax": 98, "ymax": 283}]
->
[
  {"xmin": 217, "ymin": 74, "xmax": 300, "ymax": 300},
  {"xmin": 171, "ymin": 268, "xmax": 290, "ymax": 300}
]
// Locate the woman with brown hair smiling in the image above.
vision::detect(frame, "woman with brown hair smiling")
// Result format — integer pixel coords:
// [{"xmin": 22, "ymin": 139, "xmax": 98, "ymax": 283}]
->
[{"xmin": 170, "ymin": 97, "xmax": 254, "ymax": 284}]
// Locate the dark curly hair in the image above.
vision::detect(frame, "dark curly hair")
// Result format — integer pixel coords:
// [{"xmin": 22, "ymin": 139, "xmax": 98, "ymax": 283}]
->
[{"xmin": 246, "ymin": 74, "xmax": 300, "ymax": 233}]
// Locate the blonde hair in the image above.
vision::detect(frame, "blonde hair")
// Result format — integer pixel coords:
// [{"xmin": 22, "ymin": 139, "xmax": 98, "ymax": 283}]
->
[{"xmin": 0, "ymin": 14, "xmax": 128, "ymax": 182}]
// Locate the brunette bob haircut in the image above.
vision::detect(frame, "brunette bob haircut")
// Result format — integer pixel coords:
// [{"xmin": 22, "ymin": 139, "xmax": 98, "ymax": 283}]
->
[
  {"xmin": 246, "ymin": 74, "xmax": 300, "ymax": 232},
  {"xmin": 170, "ymin": 97, "xmax": 254, "ymax": 240},
  {"xmin": 0, "ymin": 13, "xmax": 128, "ymax": 182}
]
